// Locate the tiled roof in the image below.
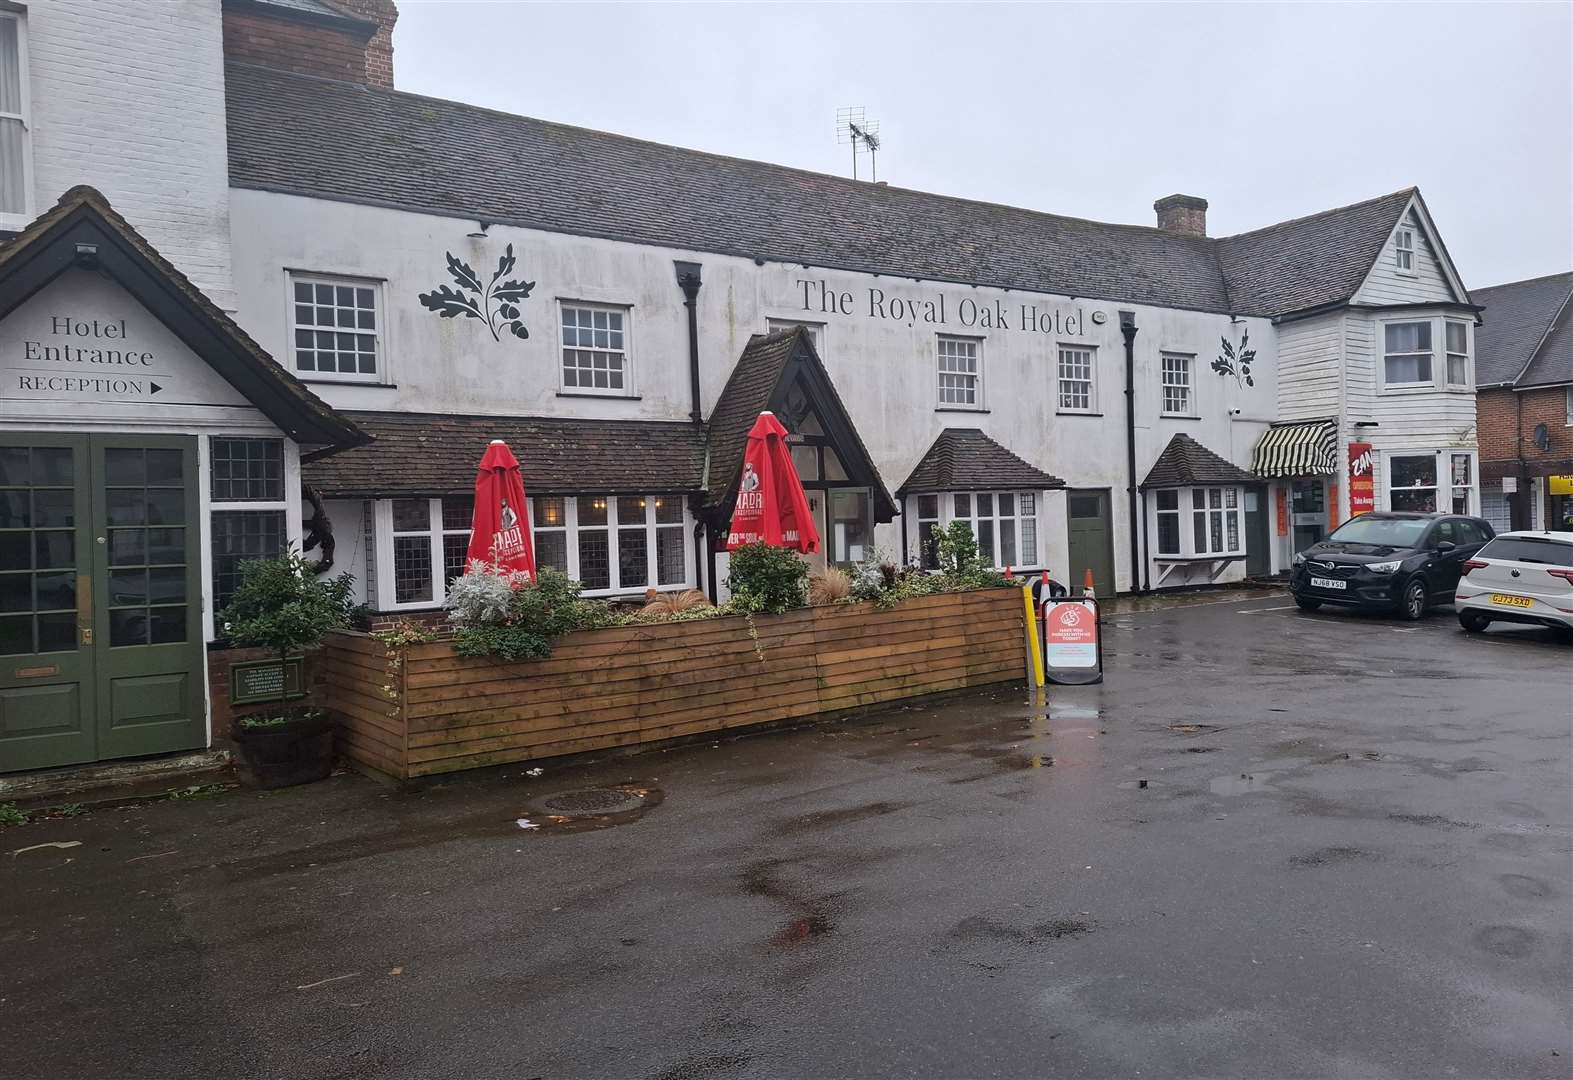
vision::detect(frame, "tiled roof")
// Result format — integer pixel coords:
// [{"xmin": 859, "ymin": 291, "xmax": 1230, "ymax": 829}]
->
[
  {"xmin": 897, "ymin": 428, "xmax": 1064, "ymax": 494},
  {"xmin": 1472, "ymin": 272, "xmax": 1573, "ymax": 387},
  {"xmin": 1140, "ymin": 433, "xmax": 1258, "ymax": 489},
  {"xmin": 0, "ymin": 186, "xmax": 364, "ymax": 450},
  {"xmin": 1213, "ymin": 190, "xmax": 1416, "ymax": 318},
  {"xmin": 301, "ymin": 411, "xmax": 707, "ymax": 497},
  {"xmin": 704, "ymin": 331, "xmax": 798, "ymax": 506}
]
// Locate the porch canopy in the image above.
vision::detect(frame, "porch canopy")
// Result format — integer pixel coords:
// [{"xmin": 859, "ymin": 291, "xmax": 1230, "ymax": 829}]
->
[
  {"xmin": 1251, "ymin": 418, "xmax": 1338, "ymax": 478},
  {"xmin": 897, "ymin": 428, "xmax": 1064, "ymax": 496}
]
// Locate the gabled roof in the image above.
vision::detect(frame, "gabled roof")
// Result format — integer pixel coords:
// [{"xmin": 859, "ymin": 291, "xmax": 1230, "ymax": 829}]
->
[
  {"xmin": 1214, "ymin": 189, "xmax": 1418, "ymax": 318},
  {"xmin": 705, "ymin": 327, "xmax": 896, "ymax": 522},
  {"xmin": 1473, "ymin": 271, "xmax": 1573, "ymax": 387},
  {"xmin": 0, "ymin": 186, "xmax": 365, "ymax": 450},
  {"xmin": 300, "ymin": 411, "xmax": 707, "ymax": 497},
  {"xmin": 898, "ymin": 428, "xmax": 1064, "ymax": 495},
  {"xmin": 1140, "ymin": 434, "xmax": 1258, "ymax": 489}
]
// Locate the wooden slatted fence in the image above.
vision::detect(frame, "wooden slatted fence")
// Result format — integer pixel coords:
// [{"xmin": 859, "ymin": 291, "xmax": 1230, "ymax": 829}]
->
[{"xmin": 325, "ymin": 588, "xmax": 1025, "ymax": 780}]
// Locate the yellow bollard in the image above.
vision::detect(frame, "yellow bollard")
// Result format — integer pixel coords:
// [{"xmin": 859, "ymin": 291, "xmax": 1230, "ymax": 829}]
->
[{"xmin": 1021, "ymin": 584, "xmax": 1045, "ymax": 688}]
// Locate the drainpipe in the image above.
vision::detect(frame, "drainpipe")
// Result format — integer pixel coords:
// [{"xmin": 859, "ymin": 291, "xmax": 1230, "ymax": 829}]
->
[
  {"xmin": 1512, "ymin": 391, "xmax": 1528, "ymax": 530},
  {"xmin": 675, "ymin": 261, "xmax": 704, "ymax": 424},
  {"xmin": 1119, "ymin": 311, "xmax": 1142, "ymax": 594}
]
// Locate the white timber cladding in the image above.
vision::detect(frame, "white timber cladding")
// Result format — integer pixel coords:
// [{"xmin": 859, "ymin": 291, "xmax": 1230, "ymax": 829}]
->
[
  {"xmin": 1353, "ymin": 206, "xmax": 1460, "ymax": 306},
  {"xmin": 1274, "ymin": 313, "xmax": 1344, "ymax": 422},
  {"xmin": 23, "ymin": 0, "xmax": 234, "ymax": 308}
]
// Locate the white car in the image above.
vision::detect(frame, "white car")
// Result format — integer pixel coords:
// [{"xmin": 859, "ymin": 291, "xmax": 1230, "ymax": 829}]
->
[{"xmin": 1454, "ymin": 530, "xmax": 1573, "ymax": 634}]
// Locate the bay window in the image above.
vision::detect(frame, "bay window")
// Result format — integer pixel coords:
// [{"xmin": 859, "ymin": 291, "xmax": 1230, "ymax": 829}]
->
[
  {"xmin": 1382, "ymin": 451, "xmax": 1478, "ymax": 515},
  {"xmin": 1383, "ymin": 321, "xmax": 1433, "ymax": 387},
  {"xmin": 913, "ymin": 491, "xmax": 1039, "ymax": 569},
  {"xmin": 1154, "ymin": 490, "xmax": 1181, "ymax": 555},
  {"xmin": 1149, "ymin": 486, "xmax": 1243, "ymax": 559},
  {"xmin": 1444, "ymin": 321, "xmax": 1470, "ymax": 388}
]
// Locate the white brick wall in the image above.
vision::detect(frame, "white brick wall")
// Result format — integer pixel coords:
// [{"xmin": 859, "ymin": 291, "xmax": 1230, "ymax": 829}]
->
[{"xmin": 23, "ymin": 0, "xmax": 234, "ymax": 309}]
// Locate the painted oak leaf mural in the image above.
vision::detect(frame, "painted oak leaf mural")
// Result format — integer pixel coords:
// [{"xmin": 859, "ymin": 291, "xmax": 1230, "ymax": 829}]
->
[
  {"xmin": 419, "ymin": 244, "xmax": 535, "ymax": 341},
  {"xmin": 1211, "ymin": 327, "xmax": 1256, "ymax": 388}
]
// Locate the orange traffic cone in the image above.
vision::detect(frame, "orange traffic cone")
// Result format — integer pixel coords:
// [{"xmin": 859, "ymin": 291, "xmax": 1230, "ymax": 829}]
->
[{"xmin": 1082, "ymin": 568, "xmax": 1096, "ymax": 598}]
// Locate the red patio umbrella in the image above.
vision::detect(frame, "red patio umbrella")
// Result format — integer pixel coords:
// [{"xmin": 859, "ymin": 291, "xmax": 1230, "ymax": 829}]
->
[
  {"xmin": 467, "ymin": 439, "xmax": 537, "ymax": 579},
  {"xmin": 726, "ymin": 411, "xmax": 820, "ymax": 553}
]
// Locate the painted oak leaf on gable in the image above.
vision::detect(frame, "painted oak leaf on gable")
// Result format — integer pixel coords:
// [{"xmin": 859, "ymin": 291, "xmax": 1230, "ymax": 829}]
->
[
  {"xmin": 418, "ymin": 244, "xmax": 535, "ymax": 341},
  {"xmin": 1211, "ymin": 328, "xmax": 1255, "ymax": 388}
]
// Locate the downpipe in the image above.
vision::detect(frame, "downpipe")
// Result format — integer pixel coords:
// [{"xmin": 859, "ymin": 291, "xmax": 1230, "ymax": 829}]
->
[{"xmin": 1119, "ymin": 311, "xmax": 1144, "ymax": 594}]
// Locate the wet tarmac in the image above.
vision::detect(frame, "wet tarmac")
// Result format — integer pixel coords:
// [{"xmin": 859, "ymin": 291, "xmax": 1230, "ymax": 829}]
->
[{"xmin": 2, "ymin": 596, "xmax": 1569, "ymax": 1078}]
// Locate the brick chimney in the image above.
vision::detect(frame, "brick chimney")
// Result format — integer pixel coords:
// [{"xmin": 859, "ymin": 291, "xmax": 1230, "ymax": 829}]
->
[
  {"xmin": 1154, "ymin": 194, "xmax": 1208, "ymax": 238},
  {"xmin": 329, "ymin": 0, "xmax": 398, "ymax": 88},
  {"xmin": 222, "ymin": 0, "xmax": 397, "ymax": 89}
]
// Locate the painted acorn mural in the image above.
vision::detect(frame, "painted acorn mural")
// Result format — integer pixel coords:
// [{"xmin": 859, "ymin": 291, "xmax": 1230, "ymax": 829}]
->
[{"xmin": 418, "ymin": 243, "xmax": 535, "ymax": 341}]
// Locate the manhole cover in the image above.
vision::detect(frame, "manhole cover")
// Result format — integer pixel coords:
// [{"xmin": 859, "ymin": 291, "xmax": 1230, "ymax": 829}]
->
[{"xmin": 538, "ymin": 788, "xmax": 647, "ymax": 817}]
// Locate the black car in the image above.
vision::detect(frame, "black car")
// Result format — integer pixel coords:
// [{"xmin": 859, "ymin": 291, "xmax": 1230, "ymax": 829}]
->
[{"xmin": 1290, "ymin": 512, "xmax": 1495, "ymax": 620}]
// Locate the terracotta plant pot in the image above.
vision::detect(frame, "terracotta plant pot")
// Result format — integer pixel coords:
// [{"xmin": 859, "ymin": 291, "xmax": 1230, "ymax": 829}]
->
[{"xmin": 232, "ymin": 708, "xmax": 335, "ymax": 789}]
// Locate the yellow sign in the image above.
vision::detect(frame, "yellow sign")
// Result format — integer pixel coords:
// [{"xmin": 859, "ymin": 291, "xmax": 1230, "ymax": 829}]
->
[{"xmin": 1549, "ymin": 475, "xmax": 1573, "ymax": 496}]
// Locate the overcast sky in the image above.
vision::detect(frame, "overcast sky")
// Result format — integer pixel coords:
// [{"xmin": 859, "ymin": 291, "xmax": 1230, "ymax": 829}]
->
[{"xmin": 392, "ymin": 1, "xmax": 1571, "ymax": 290}]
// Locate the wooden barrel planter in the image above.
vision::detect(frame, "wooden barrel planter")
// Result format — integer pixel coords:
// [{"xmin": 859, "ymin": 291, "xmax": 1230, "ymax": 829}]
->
[{"xmin": 318, "ymin": 588, "xmax": 1026, "ymax": 781}]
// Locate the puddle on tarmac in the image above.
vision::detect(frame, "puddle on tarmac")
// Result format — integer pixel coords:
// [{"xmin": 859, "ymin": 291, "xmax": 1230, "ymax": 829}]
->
[
  {"xmin": 515, "ymin": 784, "xmax": 664, "ymax": 835},
  {"xmin": 771, "ymin": 913, "xmax": 834, "ymax": 948},
  {"xmin": 1210, "ymin": 771, "xmax": 1275, "ymax": 796}
]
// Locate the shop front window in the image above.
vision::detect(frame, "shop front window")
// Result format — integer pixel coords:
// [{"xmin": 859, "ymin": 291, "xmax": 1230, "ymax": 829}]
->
[{"xmin": 1388, "ymin": 455, "xmax": 1438, "ymax": 512}]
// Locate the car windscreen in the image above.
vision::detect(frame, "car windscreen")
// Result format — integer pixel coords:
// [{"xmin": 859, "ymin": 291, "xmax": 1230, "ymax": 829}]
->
[
  {"xmin": 1478, "ymin": 536, "xmax": 1573, "ymax": 567},
  {"xmin": 1326, "ymin": 517, "xmax": 1431, "ymax": 547}
]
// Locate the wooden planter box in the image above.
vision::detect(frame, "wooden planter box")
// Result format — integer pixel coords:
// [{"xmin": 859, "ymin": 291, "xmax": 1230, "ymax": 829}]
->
[{"xmin": 318, "ymin": 588, "xmax": 1026, "ymax": 781}]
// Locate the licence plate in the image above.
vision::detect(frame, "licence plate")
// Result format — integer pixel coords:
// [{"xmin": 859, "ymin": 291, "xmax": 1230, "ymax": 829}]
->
[
  {"xmin": 1310, "ymin": 576, "xmax": 1346, "ymax": 590},
  {"xmin": 1490, "ymin": 593, "xmax": 1533, "ymax": 609}
]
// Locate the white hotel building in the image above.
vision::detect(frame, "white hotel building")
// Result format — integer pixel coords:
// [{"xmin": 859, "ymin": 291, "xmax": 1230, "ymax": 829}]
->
[{"xmin": 0, "ymin": 0, "xmax": 1484, "ymax": 771}]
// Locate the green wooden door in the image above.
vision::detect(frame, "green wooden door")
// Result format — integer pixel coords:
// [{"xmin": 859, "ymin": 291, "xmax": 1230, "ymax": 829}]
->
[
  {"xmin": 0, "ymin": 435, "xmax": 96, "ymax": 772},
  {"xmin": 91, "ymin": 437, "xmax": 205, "ymax": 764},
  {"xmin": 0, "ymin": 434, "xmax": 204, "ymax": 774},
  {"xmin": 1066, "ymin": 489, "xmax": 1116, "ymax": 597}
]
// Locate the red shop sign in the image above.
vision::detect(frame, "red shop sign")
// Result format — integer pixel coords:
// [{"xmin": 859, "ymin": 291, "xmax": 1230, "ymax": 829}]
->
[{"xmin": 1348, "ymin": 442, "xmax": 1375, "ymax": 517}]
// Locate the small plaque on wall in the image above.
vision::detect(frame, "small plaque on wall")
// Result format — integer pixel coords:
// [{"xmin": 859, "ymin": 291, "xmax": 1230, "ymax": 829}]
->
[{"xmin": 230, "ymin": 657, "xmax": 305, "ymax": 705}]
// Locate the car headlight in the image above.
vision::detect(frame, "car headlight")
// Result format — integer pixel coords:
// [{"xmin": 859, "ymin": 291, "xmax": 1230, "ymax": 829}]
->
[
  {"xmin": 1292, "ymin": 552, "xmax": 1306, "ymax": 565},
  {"xmin": 1366, "ymin": 560, "xmax": 1401, "ymax": 574}
]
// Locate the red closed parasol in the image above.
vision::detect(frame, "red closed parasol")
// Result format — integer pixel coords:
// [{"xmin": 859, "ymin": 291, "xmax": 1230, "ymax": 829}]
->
[
  {"xmin": 467, "ymin": 439, "xmax": 537, "ymax": 579},
  {"xmin": 726, "ymin": 411, "xmax": 820, "ymax": 553}
]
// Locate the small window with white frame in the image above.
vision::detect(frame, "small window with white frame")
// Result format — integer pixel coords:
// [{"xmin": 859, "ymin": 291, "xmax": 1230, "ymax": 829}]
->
[
  {"xmin": 1449, "ymin": 453, "xmax": 1475, "ymax": 515},
  {"xmin": 1154, "ymin": 489, "xmax": 1181, "ymax": 555},
  {"xmin": 1190, "ymin": 486, "xmax": 1242, "ymax": 556},
  {"xmin": 1394, "ymin": 227, "xmax": 1415, "ymax": 274},
  {"xmin": 560, "ymin": 302, "xmax": 632, "ymax": 395},
  {"xmin": 1444, "ymin": 320, "xmax": 1470, "ymax": 388},
  {"xmin": 209, "ymin": 437, "xmax": 289, "ymax": 614},
  {"xmin": 0, "ymin": 8, "xmax": 31, "ymax": 229},
  {"xmin": 1160, "ymin": 353, "xmax": 1193, "ymax": 416},
  {"xmin": 766, "ymin": 318, "xmax": 823, "ymax": 352},
  {"xmin": 936, "ymin": 335, "xmax": 982, "ymax": 409},
  {"xmin": 1057, "ymin": 346, "xmax": 1096, "ymax": 412},
  {"xmin": 289, "ymin": 273, "xmax": 382, "ymax": 381},
  {"xmin": 1382, "ymin": 321, "xmax": 1433, "ymax": 388},
  {"xmin": 381, "ymin": 497, "xmax": 473, "ymax": 608}
]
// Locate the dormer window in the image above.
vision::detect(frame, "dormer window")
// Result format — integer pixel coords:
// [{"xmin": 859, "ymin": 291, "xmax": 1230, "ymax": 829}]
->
[{"xmin": 1394, "ymin": 228, "xmax": 1415, "ymax": 274}]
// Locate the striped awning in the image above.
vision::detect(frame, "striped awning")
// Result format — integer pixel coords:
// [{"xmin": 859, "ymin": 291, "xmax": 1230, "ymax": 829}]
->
[{"xmin": 1252, "ymin": 419, "xmax": 1338, "ymax": 478}]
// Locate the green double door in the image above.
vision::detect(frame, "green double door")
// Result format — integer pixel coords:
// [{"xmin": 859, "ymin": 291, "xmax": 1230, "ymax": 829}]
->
[{"xmin": 1, "ymin": 434, "xmax": 205, "ymax": 773}]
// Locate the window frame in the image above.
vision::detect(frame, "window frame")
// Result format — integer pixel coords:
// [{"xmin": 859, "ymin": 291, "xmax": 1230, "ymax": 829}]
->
[
  {"xmin": 766, "ymin": 318, "xmax": 825, "ymax": 353},
  {"xmin": 513, "ymin": 493, "xmax": 690, "ymax": 599},
  {"xmin": 1564, "ymin": 386, "xmax": 1572, "ymax": 427},
  {"xmin": 285, "ymin": 271, "xmax": 386, "ymax": 385},
  {"xmin": 1379, "ymin": 318, "xmax": 1436, "ymax": 391},
  {"xmin": 1057, "ymin": 345, "xmax": 1097, "ymax": 413},
  {"xmin": 1384, "ymin": 452, "xmax": 1440, "ymax": 513},
  {"xmin": 1443, "ymin": 319, "xmax": 1472, "ymax": 389},
  {"xmin": 374, "ymin": 497, "xmax": 473, "ymax": 611},
  {"xmin": 1394, "ymin": 226, "xmax": 1416, "ymax": 275},
  {"xmin": 558, "ymin": 300, "xmax": 635, "ymax": 397},
  {"xmin": 1160, "ymin": 352, "xmax": 1195, "ymax": 417},
  {"xmin": 1149, "ymin": 485, "xmax": 1244, "ymax": 558},
  {"xmin": 207, "ymin": 437, "xmax": 290, "ymax": 618},
  {"xmin": 909, "ymin": 490, "xmax": 1040, "ymax": 570},
  {"xmin": 935, "ymin": 333, "xmax": 984, "ymax": 411},
  {"xmin": 1448, "ymin": 453, "xmax": 1476, "ymax": 516},
  {"xmin": 0, "ymin": 7, "xmax": 33, "ymax": 231}
]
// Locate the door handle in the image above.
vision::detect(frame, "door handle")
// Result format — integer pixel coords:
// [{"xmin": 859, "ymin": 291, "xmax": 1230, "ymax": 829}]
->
[{"xmin": 77, "ymin": 571, "xmax": 92, "ymax": 647}]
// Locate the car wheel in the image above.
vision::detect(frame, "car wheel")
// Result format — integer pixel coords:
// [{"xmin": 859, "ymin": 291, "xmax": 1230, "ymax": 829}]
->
[
  {"xmin": 1294, "ymin": 596, "xmax": 1322, "ymax": 612},
  {"xmin": 1399, "ymin": 577, "xmax": 1428, "ymax": 621},
  {"xmin": 1458, "ymin": 610, "xmax": 1490, "ymax": 633}
]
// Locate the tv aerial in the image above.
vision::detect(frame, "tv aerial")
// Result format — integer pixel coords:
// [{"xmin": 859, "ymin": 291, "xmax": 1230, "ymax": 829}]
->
[{"xmin": 835, "ymin": 106, "xmax": 881, "ymax": 182}]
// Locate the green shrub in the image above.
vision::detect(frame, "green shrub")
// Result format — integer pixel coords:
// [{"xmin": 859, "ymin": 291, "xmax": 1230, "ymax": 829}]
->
[
  {"xmin": 726, "ymin": 543, "xmax": 809, "ymax": 615},
  {"xmin": 219, "ymin": 551, "xmax": 355, "ymax": 712},
  {"xmin": 935, "ymin": 521, "xmax": 982, "ymax": 575},
  {"xmin": 448, "ymin": 565, "xmax": 617, "ymax": 661}
]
